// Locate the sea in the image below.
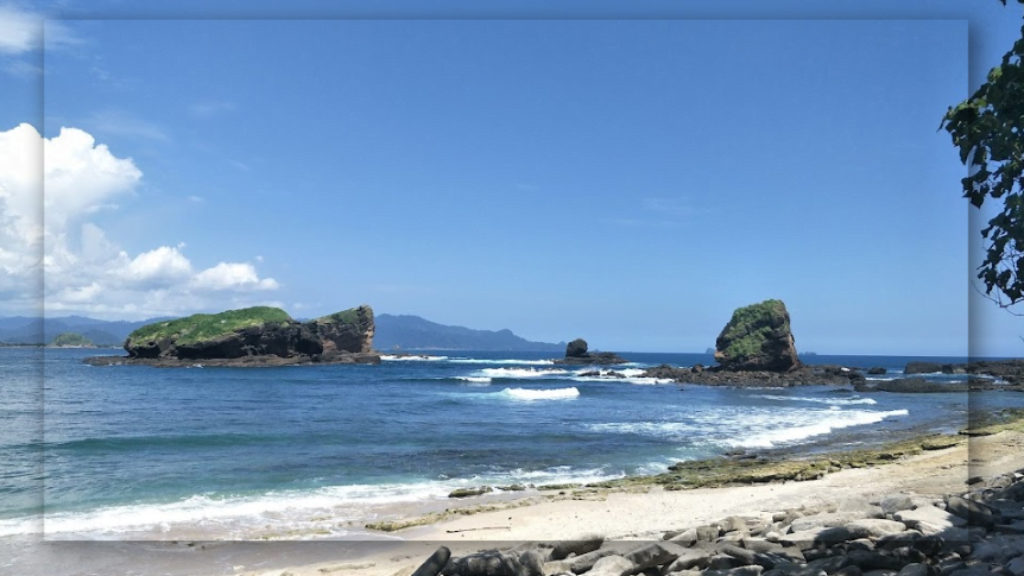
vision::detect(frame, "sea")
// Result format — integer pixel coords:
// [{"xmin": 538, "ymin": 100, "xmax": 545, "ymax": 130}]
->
[{"xmin": 1, "ymin": 348, "xmax": 1021, "ymax": 557}]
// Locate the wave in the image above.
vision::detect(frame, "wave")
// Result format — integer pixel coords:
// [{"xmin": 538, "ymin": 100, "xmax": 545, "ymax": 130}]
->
[
  {"xmin": 478, "ymin": 367, "xmax": 569, "ymax": 379},
  {"xmin": 456, "ymin": 376, "xmax": 492, "ymax": 385},
  {"xmin": 570, "ymin": 367, "xmax": 673, "ymax": 385},
  {"xmin": 0, "ymin": 465, "xmax": 620, "ymax": 539},
  {"xmin": 499, "ymin": 387, "xmax": 580, "ymax": 401},
  {"xmin": 380, "ymin": 354, "xmax": 449, "ymax": 361},
  {"xmin": 448, "ymin": 358, "xmax": 555, "ymax": 366},
  {"xmin": 756, "ymin": 394, "xmax": 878, "ymax": 406},
  {"xmin": 724, "ymin": 409, "xmax": 910, "ymax": 449}
]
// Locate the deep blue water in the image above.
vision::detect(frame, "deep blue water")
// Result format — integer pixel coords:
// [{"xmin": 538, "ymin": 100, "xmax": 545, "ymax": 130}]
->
[{"xmin": 2, "ymin": 348, "xmax": 1022, "ymax": 541}]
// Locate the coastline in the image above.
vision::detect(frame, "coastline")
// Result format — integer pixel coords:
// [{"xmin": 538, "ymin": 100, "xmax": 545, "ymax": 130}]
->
[
  {"xmin": 191, "ymin": 424, "xmax": 1024, "ymax": 576},
  {"xmin": 9, "ymin": 413, "xmax": 1020, "ymax": 576}
]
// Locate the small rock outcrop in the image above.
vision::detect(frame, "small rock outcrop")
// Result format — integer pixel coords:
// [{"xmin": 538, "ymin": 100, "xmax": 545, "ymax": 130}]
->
[
  {"xmin": 566, "ymin": 338, "xmax": 589, "ymax": 358},
  {"xmin": 85, "ymin": 305, "xmax": 379, "ymax": 367},
  {"xmin": 553, "ymin": 338, "xmax": 628, "ymax": 365},
  {"xmin": 714, "ymin": 299, "xmax": 800, "ymax": 372}
]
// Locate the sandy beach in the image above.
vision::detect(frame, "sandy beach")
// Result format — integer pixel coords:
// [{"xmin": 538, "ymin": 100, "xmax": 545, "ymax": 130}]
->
[{"xmin": 158, "ymin": 429, "xmax": 1024, "ymax": 576}]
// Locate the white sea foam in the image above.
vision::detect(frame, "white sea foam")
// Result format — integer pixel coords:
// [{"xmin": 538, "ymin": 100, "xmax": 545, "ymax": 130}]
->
[
  {"xmin": 479, "ymin": 367, "xmax": 569, "ymax": 379},
  {"xmin": 456, "ymin": 376, "xmax": 492, "ymax": 385},
  {"xmin": 757, "ymin": 394, "xmax": 878, "ymax": 406},
  {"xmin": 500, "ymin": 387, "xmax": 580, "ymax": 401},
  {"xmin": 449, "ymin": 358, "xmax": 555, "ymax": 366},
  {"xmin": 724, "ymin": 409, "xmax": 910, "ymax": 449},
  {"xmin": 587, "ymin": 421, "xmax": 697, "ymax": 439},
  {"xmin": 380, "ymin": 354, "xmax": 449, "ymax": 361},
  {"xmin": 569, "ymin": 367, "xmax": 674, "ymax": 385}
]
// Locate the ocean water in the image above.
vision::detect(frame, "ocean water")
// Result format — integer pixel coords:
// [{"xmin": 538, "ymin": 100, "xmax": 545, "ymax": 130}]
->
[{"xmin": 1, "ymin": 348, "xmax": 1021, "ymax": 544}]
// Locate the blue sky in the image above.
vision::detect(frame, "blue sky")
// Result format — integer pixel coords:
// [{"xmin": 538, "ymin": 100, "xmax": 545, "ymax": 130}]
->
[{"xmin": 0, "ymin": 1, "xmax": 1020, "ymax": 356}]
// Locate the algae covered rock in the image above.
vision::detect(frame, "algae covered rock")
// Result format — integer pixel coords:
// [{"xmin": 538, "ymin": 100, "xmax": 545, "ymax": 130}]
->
[{"xmin": 714, "ymin": 300, "xmax": 799, "ymax": 372}]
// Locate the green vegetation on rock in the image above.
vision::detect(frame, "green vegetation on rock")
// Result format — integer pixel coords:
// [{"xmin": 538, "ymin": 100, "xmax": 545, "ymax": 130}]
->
[
  {"xmin": 50, "ymin": 332, "xmax": 94, "ymax": 347},
  {"xmin": 316, "ymin": 307, "xmax": 361, "ymax": 325},
  {"xmin": 127, "ymin": 306, "xmax": 293, "ymax": 346},
  {"xmin": 716, "ymin": 299, "xmax": 796, "ymax": 370}
]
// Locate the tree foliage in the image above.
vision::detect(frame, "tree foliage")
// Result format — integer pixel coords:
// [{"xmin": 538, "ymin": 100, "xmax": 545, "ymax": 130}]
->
[{"xmin": 942, "ymin": 5, "xmax": 1024, "ymax": 309}]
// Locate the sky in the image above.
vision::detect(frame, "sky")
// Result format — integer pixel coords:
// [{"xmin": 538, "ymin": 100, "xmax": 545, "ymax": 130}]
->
[{"xmin": 0, "ymin": 0, "xmax": 1021, "ymax": 356}]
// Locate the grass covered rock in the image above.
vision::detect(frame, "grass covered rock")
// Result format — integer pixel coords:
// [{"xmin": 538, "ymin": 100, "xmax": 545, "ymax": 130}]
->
[{"xmin": 714, "ymin": 299, "xmax": 799, "ymax": 371}]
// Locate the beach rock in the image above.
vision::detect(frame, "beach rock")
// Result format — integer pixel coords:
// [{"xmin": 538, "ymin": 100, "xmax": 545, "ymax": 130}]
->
[
  {"xmin": 623, "ymin": 541, "xmax": 686, "ymax": 571},
  {"xmin": 568, "ymin": 549, "xmax": 621, "ymax": 574},
  {"xmin": 791, "ymin": 512, "xmax": 874, "ymax": 532},
  {"xmin": 413, "ymin": 547, "xmax": 451, "ymax": 576},
  {"xmin": 664, "ymin": 549, "xmax": 716, "ymax": 572},
  {"xmin": 441, "ymin": 549, "xmax": 540, "ymax": 576},
  {"xmin": 807, "ymin": 555, "xmax": 854, "ymax": 574},
  {"xmin": 895, "ymin": 564, "xmax": 931, "ymax": 576},
  {"xmin": 550, "ymin": 535, "xmax": 604, "ymax": 560},
  {"xmin": 1005, "ymin": 557, "xmax": 1024, "ymax": 576},
  {"xmin": 448, "ymin": 486, "xmax": 493, "ymax": 498},
  {"xmin": 904, "ymin": 362, "xmax": 943, "ymax": 375},
  {"xmin": 945, "ymin": 497, "xmax": 1000, "ymax": 529},
  {"xmin": 846, "ymin": 519, "xmax": 910, "ymax": 538},
  {"xmin": 763, "ymin": 563, "xmax": 827, "ymax": 576},
  {"xmin": 669, "ymin": 528, "xmax": 699, "ymax": 546},
  {"xmin": 844, "ymin": 550, "xmax": 906, "ymax": 572},
  {"xmin": 714, "ymin": 300, "xmax": 800, "ymax": 372},
  {"xmin": 835, "ymin": 567, "xmax": 864, "ymax": 576},
  {"xmin": 587, "ymin": 555, "xmax": 635, "ymax": 576},
  {"xmin": 895, "ymin": 507, "xmax": 967, "ymax": 535},
  {"xmin": 704, "ymin": 567, "xmax": 765, "ymax": 576},
  {"xmin": 879, "ymin": 496, "xmax": 916, "ymax": 515}
]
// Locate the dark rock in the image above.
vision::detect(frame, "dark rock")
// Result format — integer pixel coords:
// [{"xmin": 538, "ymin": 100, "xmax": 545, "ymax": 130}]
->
[
  {"xmin": 904, "ymin": 362, "xmax": 943, "ymax": 374},
  {"xmin": 896, "ymin": 565, "xmax": 931, "ymax": 576},
  {"xmin": 442, "ymin": 549, "xmax": 539, "ymax": 576},
  {"xmin": 807, "ymin": 555, "xmax": 854, "ymax": 574},
  {"xmin": 448, "ymin": 486, "xmax": 493, "ymax": 498},
  {"xmin": 714, "ymin": 299, "xmax": 801, "ymax": 372},
  {"xmin": 867, "ymin": 367, "xmax": 887, "ymax": 375},
  {"xmin": 860, "ymin": 379, "xmax": 969, "ymax": 394},
  {"xmin": 566, "ymin": 338, "xmax": 588, "ymax": 358},
  {"xmin": 413, "ymin": 546, "xmax": 452, "ymax": 576},
  {"xmin": 704, "ymin": 567, "xmax": 765, "ymax": 576},
  {"xmin": 763, "ymin": 563, "xmax": 828, "ymax": 576},
  {"xmin": 622, "ymin": 542, "xmax": 686, "ymax": 571},
  {"xmin": 550, "ymin": 535, "xmax": 604, "ymax": 560},
  {"xmin": 845, "ymin": 550, "xmax": 906, "ymax": 572},
  {"xmin": 835, "ymin": 567, "xmax": 864, "ymax": 576},
  {"xmin": 945, "ymin": 496, "xmax": 1000, "ymax": 529}
]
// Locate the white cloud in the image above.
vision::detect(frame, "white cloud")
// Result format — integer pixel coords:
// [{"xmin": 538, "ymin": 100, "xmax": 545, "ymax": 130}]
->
[
  {"xmin": 193, "ymin": 262, "xmax": 279, "ymax": 291},
  {"xmin": 0, "ymin": 5, "xmax": 80, "ymax": 56},
  {"xmin": 0, "ymin": 124, "xmax": 280, "ymax": 318}
]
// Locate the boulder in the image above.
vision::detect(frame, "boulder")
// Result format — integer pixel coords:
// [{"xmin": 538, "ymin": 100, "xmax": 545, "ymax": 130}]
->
[
  {"xmin": 566, "ymin": 338, "xmax": 588, "ymax": 358},
  {"xmin": 867, "ymin": 367, "xmax": 887, "ymax": 375},
  {"xmin": 714, "ymin": 300, "xmax": 800, "ymax": 372},
  {"xmin": 412, "ymin": 547, "xmax": 451, "ymax": 576}
]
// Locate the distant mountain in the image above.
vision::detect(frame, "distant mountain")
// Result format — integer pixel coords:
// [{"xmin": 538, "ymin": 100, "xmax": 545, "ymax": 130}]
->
[
  {"xmin": 0, "ymin": 316, "xmax": 171, "ymax": 346},
  {"xmin": 374, "ymin": 314, "xmax": 565, "ymax": 352}
]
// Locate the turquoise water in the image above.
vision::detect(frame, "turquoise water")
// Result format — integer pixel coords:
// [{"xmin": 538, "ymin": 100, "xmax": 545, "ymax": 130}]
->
[{"xmin": 1, "ymin": 348, "xmax": 1019, "ymax": 541}]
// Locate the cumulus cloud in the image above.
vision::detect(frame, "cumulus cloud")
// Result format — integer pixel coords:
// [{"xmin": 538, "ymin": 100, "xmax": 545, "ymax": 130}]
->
[{"xmin": 0, "ymin": 123, "xmax": 280, "ymax": 318}]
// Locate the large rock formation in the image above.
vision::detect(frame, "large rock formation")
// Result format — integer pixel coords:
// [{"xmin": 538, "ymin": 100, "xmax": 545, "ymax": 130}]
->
[
  {"xmin": 86, "ymin": 305, "xmax": 379, "ymax": 367},
  {"xmin": 714, "ymin": 299, "xmax": 800, "ymax": 372}
]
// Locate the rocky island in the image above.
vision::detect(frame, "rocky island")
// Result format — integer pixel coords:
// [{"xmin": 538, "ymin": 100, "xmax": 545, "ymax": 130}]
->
[
  {"xmin": 83, "ymin": 304, "xmax": 380, "ymax": 367},
  {"xmin": 641, "ymin": 300, "xmax": 864, "ymax": 387},
  {"xmin": 553, "ymin": 338, "xmax": 629, "ymax": 365}
]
